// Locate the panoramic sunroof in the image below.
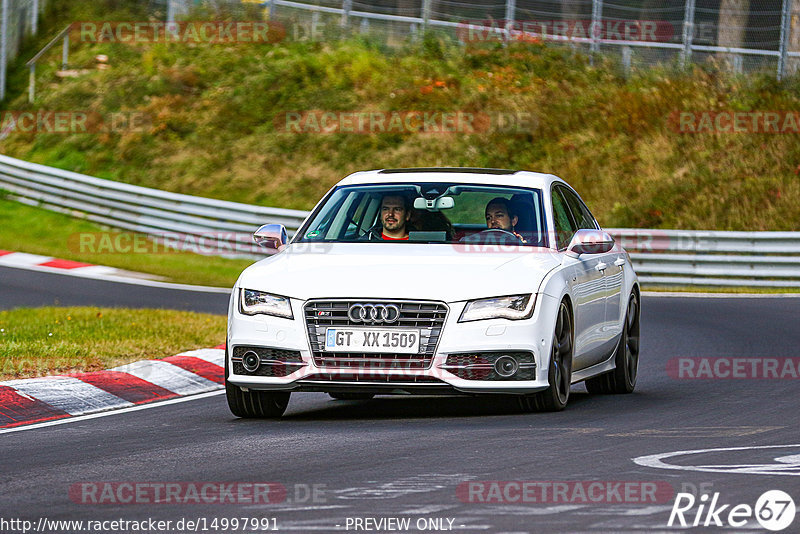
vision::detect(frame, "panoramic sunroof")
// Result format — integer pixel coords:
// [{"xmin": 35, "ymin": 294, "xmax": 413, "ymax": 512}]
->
[{"xmin": 378, "ymin": 167, "xmax": 518, "ymax": 175}]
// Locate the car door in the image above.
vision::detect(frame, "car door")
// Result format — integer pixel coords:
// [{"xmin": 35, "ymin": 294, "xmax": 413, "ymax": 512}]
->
[
  {"xmin": 551, "ymin": 186, "xmax": 606, "ymax": 371},
  {"xmin": 560, "ymin": 186, "xmax": 623, "ymax": 361}
]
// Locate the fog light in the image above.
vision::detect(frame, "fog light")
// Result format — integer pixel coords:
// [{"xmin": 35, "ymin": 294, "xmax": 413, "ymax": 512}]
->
[
  {"xmin": 494, "ymin": 355, "xmax": 519, "ymax": 378},
  {"xmin": 242, "ymin": 351, "xmax": 261, "ymax": 373}
]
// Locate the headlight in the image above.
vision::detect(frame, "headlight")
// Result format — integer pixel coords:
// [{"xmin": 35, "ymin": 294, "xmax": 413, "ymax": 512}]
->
[
  {"xmin": 459, "ymin": 294, "xmax": 535, "ymax": 322},
  {"xmin": 239, "ymin": 289, "xmax": 293, "ymax": 319}
]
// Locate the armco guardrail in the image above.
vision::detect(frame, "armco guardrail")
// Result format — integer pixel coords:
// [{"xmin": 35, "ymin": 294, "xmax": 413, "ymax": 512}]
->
[
  {"xmin": 0, "ymin": 153, "xmax": 308, "ymax": 258},
  {"xmin": 1, "ymin": 152, "xmax": 799, "ymax": 287},
  {"xmin": 606, "ymin": 229, "xmax": 800, "ymax": 288}
]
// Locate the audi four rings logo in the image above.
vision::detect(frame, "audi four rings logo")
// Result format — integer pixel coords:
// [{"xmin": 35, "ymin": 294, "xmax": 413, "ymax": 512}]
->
[{"xmin": 348, "ymin": 304, "xmax": 400, "ymax": 323}]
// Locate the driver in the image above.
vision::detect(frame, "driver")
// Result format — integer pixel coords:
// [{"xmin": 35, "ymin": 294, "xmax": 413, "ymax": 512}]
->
[
  {"xmin": 378, "ymin": 194, "xmax": 411, "ymax": 240},
  {"xmin": 485, "ymin": 197, "xmax": 526, "ymax": 242}
]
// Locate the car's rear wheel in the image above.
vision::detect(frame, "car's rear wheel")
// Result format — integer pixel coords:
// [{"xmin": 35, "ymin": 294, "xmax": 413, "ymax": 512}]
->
[
  {"xmin": 519, "ymin": 300, "xmax": 573, "ymax": 412},
  {"xmin": 328, "ymin": 393, "xmax": 376, "ymax": 400},
  {"xmin": 585, "ymin": 291, "xmax": 640, "ymax": 394},
  {"xmin": 226, "ymin": 382, "xmax": 290, "ymax": 418}
]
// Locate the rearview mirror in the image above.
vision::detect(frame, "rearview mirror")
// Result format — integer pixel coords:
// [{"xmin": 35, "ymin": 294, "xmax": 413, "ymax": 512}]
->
[
  {"xmin": 566, "ymin": 229, "xmax": 614, "ymax": 257},
  {"xmin": 253, "ymin": 224, "xmax": 287, "ymax": 250},
  {"xmin": 413, "ymin": 196, "xmax": 454, "ymax": 211}
]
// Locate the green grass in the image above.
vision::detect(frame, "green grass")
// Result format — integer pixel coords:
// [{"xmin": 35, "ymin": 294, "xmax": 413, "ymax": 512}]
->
[
  {"xmin": 2, "ymin": 13, "xmax": 798, "ymax": 231},
  {"xmin": 0, "ymin": 306, "xmax": 225, "ymax": 379},
  {"xmin": 0, "ymin": 197, "xmax": 253, "ymax": 287}
]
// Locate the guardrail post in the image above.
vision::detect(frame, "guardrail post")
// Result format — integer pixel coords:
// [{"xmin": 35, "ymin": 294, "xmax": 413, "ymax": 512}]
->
[
  {"xmin": 61, "ymin": 33, "xmax": 69, "ymax": 71},
  {"xmin": 0, "ymin": 0, "xmax": 8, "ymax": 102},
  {"xmin": 422, "ymin": 0, "xmax": 431, "ymax": 32},
  {"xmin": 28, "ymin": 64, "xmax": 35, "ymax": 102},
  {"xmin": 778, "ymin": 0, "xmax": 792, "ymax": 79},
  {"xmin": 590, "ymin": 0, "xmax": 603, "ymax": 62},
  {"xmin": 504, "ymin": 0, "xmax": 516, "ymax": 43},
  {"xmin": 341, "ymin": 0, "xmax": 352, "ymax": 28},
  {"xmin": 732, "ymin": 53, "xmax": 742, "ymax": 73},
  {"xmin": 311, "ymin": 10, "xmax": 320, "ymax": 40},
  {"xmin": 267, "ymin": 0, "xmax": 275, "ymax": 20},
  {"xmin": 622, "ymin": 45, "xmax": 632, "ymax": 76},
  {"xmin": 681, "ymin": 0, "xmax": 696, "ymax": 67},
  {"xmin": 167, "ymin": 0, "xmax": 175, "ymax": 23},
  {"xmin": 31, "ymin": 0, "xmax": 39, "ymax": 35}
]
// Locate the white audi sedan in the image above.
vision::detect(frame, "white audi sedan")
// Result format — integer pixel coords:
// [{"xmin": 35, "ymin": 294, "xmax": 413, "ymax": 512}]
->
[{"xmin": 226, "ymin": 168, "xmax": 640, "ymax": 417}]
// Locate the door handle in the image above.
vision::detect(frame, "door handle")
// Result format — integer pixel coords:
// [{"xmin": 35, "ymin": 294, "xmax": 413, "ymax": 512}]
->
[
  {"xmin": 614, "ymin": 258, "xmax": 626, "ymax": 267},
  {"xmin": 595, "ymin": 262, "xmax": 607, "ymax": 272}
]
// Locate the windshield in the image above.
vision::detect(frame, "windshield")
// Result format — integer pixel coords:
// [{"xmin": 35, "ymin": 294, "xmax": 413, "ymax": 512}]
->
[{"xmin": 295, "ymin": 183, "xmax": 547, "ymax": 246}]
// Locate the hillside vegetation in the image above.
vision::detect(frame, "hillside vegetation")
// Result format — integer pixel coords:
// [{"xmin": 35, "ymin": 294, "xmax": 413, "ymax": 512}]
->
[{"xmin": 2, "ymin": 0, "xmax": 799, "ymax": 230}]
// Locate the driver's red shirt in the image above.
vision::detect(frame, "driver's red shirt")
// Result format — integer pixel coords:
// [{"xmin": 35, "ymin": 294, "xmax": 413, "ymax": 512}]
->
[{"xmin": 382, "ymin": 233, "xmax": 409, "ymax": 240}]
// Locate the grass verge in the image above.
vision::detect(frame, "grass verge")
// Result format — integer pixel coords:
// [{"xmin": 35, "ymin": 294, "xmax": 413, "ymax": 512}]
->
[
  {"xmin": 2, "ymin": 7, "xmax": 799, "ymax": 231},
  {"xmin": 0, "ymin": 197, "xmax": 253, "ymax": 287},
  {"xmin": 0, "ymin": 306, "xmax": 225, "ymax": 380}
]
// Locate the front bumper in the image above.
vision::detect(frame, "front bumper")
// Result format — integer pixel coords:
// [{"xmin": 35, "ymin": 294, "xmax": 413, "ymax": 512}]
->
[{"xmin": 227, "ymin": 293, "xmax": 560, "ymax": 395}]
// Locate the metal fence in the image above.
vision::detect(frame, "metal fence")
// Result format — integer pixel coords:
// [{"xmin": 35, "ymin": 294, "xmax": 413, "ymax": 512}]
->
[
  {"xmin": 168, "ymin": 0, "xmax": 800, "ymax": 78},
  {"xmin": 0, "ymin": 0, "xmax": 45, "ymax": 101},
  {"xmin": 1, "ymin": 153, "xmax": 799, "ymax": 288}
]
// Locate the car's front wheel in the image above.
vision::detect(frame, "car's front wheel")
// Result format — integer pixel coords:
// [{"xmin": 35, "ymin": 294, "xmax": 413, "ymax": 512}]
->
[
  {"xmin": 519, "ymin": 300, "xmax": 573, "ymax": 412},
  {"xmin": 585, "ymin": 291, "xmax": 640, "ymax": 394},
  {"xmin": 226, "ymin": 382, "xmax": 290, "ymax": 418}
]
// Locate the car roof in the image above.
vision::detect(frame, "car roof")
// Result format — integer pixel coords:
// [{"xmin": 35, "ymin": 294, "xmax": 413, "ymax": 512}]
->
[{"xmin": 336, "ymin": 168, "xmax": 565, "ymax": 189}]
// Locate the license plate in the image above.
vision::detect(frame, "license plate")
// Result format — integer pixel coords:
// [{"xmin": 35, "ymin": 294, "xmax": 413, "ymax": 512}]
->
[{"xmin": 324, "ymin": 328, "xmax": 421, "ymax": 353}]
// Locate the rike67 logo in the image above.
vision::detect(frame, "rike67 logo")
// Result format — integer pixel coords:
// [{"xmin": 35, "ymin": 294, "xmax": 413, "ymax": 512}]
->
[{"xmin": 668, "ymin": 489, "xmax": 796, "ymax": 531}]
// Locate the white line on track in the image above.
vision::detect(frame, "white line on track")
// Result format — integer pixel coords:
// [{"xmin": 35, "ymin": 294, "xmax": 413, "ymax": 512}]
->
[
  {"xmin": 0, "ymin": 390, "xmax": 224, "ymax": 435},
  {"xmin": 641, "ymin": 291, "xmax": 800, "ymax": 298},
  {"xmin": 633, "ymin": 444, "xmax": 800, "ymax": 476}
]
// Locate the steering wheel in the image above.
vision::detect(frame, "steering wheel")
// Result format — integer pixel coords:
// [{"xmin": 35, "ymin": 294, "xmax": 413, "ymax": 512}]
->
[{"xmin": 460, "ymin": 228, "xmax": 524, "ymax": 244}]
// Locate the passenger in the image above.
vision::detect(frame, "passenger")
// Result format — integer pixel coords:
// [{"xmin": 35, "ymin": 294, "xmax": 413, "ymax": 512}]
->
[{"xmin": 485, "ymin": 197, "xmax": 526, "ymax": 242}]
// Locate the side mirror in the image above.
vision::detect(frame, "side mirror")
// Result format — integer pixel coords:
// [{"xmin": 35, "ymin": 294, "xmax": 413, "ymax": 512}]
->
[
  {"xmin": 567, "ymin": 229, "xmax": 614, "ymax": 257},
  {"xmin": 253, "ymin": 224, "xmax": 288, "ymax": 250}
]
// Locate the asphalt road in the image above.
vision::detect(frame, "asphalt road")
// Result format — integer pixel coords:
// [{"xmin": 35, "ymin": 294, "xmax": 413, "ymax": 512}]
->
[
  {"xmin": 2, "ymin": 268, "xmax": 800, "ymax": 532},
  {"xmin": 0, "ymin": 266, "xmax": 230, "ymax": 314}
]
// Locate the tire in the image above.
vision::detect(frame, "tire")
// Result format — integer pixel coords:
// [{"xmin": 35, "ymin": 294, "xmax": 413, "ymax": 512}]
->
[
  {"xmin": 519, "ymin": 300, "xmax": 573, "ymax": 412},
  {"xmin": 585, "ymin": 291, "xmax": 640, "ymax": 394},
  {"xmin": 328, "ymin": 393, "xmax": 376, "ymax": 400},
  {"xmin": 224, "ymin": 350, "xmax": 290, "ymax": 418},
  {"xmin": 226, "ymin": 382, "xmax": 290, "ymax": 418}
]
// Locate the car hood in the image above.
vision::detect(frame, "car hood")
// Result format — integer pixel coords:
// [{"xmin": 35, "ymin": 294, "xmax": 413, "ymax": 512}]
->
[{"xmin": 237, "ymin": 243, "xmax": 562, "ymax": 302}]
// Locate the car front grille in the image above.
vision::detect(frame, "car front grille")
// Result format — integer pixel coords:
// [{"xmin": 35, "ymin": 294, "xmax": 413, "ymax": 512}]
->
[
  {"xmin": 301, "ymin": 373, "xmax": 446, "ymax": 384},
  {"xmin": 304, "ymin": 300, "xmax": 447, "ymax": 370}
]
